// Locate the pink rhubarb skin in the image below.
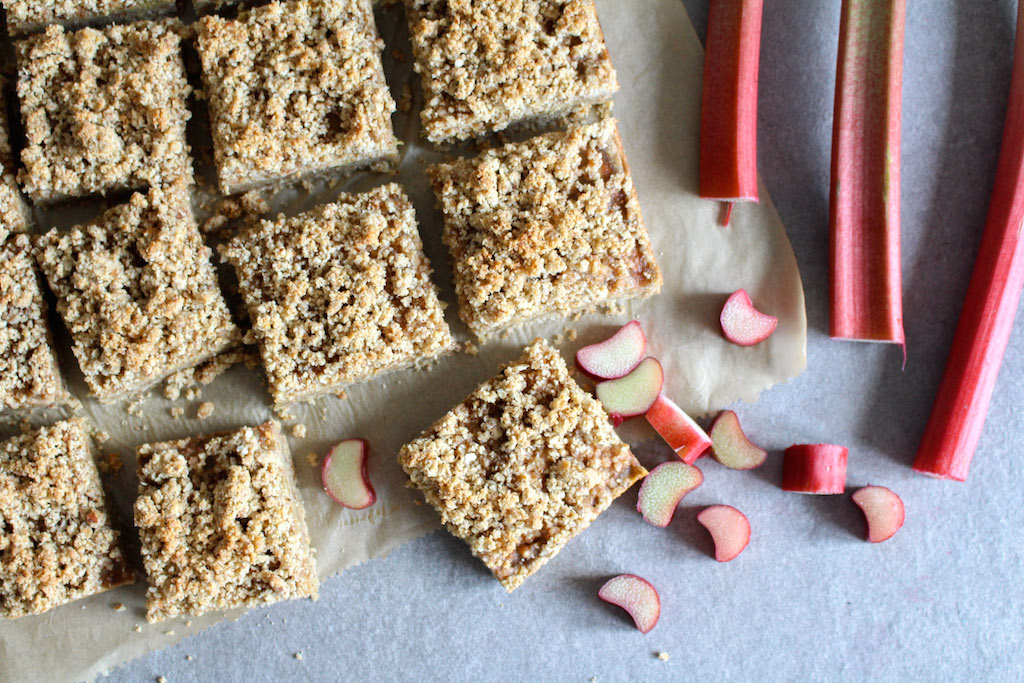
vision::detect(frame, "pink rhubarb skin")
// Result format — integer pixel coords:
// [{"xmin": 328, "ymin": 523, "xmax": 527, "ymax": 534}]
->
[
  {"xmin": 914, "ymin": 2, "xmax": 1024, "ymax": 481},
  {"xmin": 829, "ymin": 0, "xmax": 906, "ymax": 344},
  {"xmin": 700, "ymin": 0, "xmax": 764, "ymax": 221},
  {"xmin": 720, "ymin": 289, "xmax": 778, "ymax": 346},
  {"xmin": 645, "ymin": 395, "xmax": 713, "ymax": 464},
  {"xmin": 575, "ymin": 321, "xmax": 646, "ymax": 380},
  {"xmin": 781, "ymin": 444, "xmax": 848, "ymax": 494},
  {"xmin": 697, "ymin": 505, "xmax": 751, "ymax": 562}
]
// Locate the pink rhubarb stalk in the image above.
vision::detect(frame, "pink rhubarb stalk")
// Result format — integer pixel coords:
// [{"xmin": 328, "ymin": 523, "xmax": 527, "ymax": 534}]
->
[
  {"xmin": 700, "ymin": 0, "xmax": 763, "ymax": 218},
  {"xmin": 829, "ymin": 0, "xmax": 906, "ymax": 344},
  {"xmin": 914, "ymin": 2, "xmax": 1024, "ymax": 481},
  {"xmin": 781, "ymin": 444, "xmax": 848, "ymax": 494}
]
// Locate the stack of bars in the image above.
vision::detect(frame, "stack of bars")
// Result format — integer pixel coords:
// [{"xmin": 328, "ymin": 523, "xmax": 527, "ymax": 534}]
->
[{"xmin": 0, "ymin": 0, "xmax": 663, "ymax": 625}]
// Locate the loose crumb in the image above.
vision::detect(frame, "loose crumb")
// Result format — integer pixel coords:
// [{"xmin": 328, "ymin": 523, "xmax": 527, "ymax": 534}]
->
[
  {"xmin": 166, "ymin": 630, "xmax": 175, "ymax": 636},
  {"xmin": 112, "ymin": 602, "xmax": 125, "ymax": 612},
  {"xmin": 97, "ymin": 451, "xmax": 124, "ymax": 475},
  {"xmin": 186, "ymin": 655, "xmax": 193, "ymax": 661},
  {"xmin": 157, "ymin": 676, "xmax": 167, "ymax": 683},
  {"xmin": 398, "ymin": 83, "xmax": 412, "ymax": 114},
  {"xmin": 196, "ymin": 402, "xmax": 215, "ymax": 419},
  {"xmin": 294, "ymin": 652, "xmax": 303, "ymax": 660},
  {"xmin": 306, "ymin": 452, "xmax": 319, "ymax": 468},
  {"xmin": 291, "ymin": 424, "xmax": 307, "ymax": 438},
  {"xmin": 335, "ymin": 390, "xmax": 347, "ymax": 400},
  {"xmin": 95, "ymin": 431, "xmax": 110, "ymax": 444},
  {"xmin": 185, "ymin": 386, "xmax": 201, "ymax": 401},
  {"xmin": 657, "ymin": 651, "xmax": 670, "ymax": 661},
  {"xmin": 134, "ymin": 625, "xmax": 142, "ymax": 632},
  {"xmin": 170, "ymin": 406, "xmax": 184, "ymax": 419},
  {"xmin": 126, "ymin": 399, "xmax": 145, "ymax": 417},
  {"xmin": 564, "ymin": 328, "xmax": 578, "ymax": 342},
  {"xmin": 463, "ymin": 341, "xmax": 479, "ymax": 356}
]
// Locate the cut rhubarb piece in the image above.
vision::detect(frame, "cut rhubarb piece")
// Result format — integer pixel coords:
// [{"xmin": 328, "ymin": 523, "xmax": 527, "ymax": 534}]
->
[
  {"xmin": 598, "ymin": 574, "xmax": 660, "ymax": 634},
  {"xmin": 696, "ymin": 505, "xmax": 751, "ymax": 562},
  {"xmin": 575, "ymin": 320, "xmax": 647, "ymax": 380},
  {"xmin": 781, "ymin": 444, "xmax": 848, "ymax": 494},
  {"xmin": 829, "ymin": 0, "xmax": 906, "ymax": 344},
  {"xmin": 913, "ymin": 2, "xmax": 1024, "ymax": 481},
  {"xmin": 645, "ymin": 395, "xmax": 712, "ymax": 464},
  {"xmin": 636, "ymin": 461, "xmax": 703, "ymax": 527},
  {"xmin": 709, "ymin": 410, "xmax": 767, "ymax": 470},
  {"xmin": 321, "ymin": 438, "xmax": 376, "ymax": 510},
  {"xmin": 700, "ymin": 0, "xmax": 764, "ymax": 216},
  {"xmin": 852, "ymin": 485, "xmax": 905, "ymax": 543},
  {"xmin": 595, "ymin": 357, "xmax": 664, "ymax": 426},
  {"xmin": 720, "ymin": 289, "xmax": 778, "ymax": 346}
]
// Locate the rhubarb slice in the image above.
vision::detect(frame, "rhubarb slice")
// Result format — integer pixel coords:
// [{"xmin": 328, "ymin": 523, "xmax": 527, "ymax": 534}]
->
[
  {"xmin": 851, "ymin": 485, "xmax": 905, "ymax": 543},
  {"xmin": 697, "ymin": 505, "xmax": 751, "ymax": 562},
  {"xmin": 595, "ymin": 357, "xmax": 664, "ymax": 426},
  {"xmin": 576, "ymin": 321, "xmax": 646, "ymax": 379},
  {"xmin": 781, "ymin": 444, "xmax": 848, "ymax": 494},
  {"xmin": 645, "ymin": 395, "xmax": 712, "ymax": 464},
  {"xmin": 321, "ymin": 439, "xmax": 376, "ymax": 510},
  {"xmin": 636, "ymin": 461, "xmax": 703, "ymax": 527},
  {"xmin": 720, "ymin": 289, "xmax": 778, "ymax": 346},
  {"xmin": 598, "ymin": 574, "xmax": 660, "ymax": 634},
  {"xmin": 700, "ymin": 0, "xmax": 764, "ymax": 217},
  {"xmin": 709, "ymin": 410, "xmax": 767, "ymax": 470},
  {"xmin": 829, "ymin": 0, "xmax": 906, "ymax": 344},
  {"xmin": 913, "ymin": 3, "xmax": 1024, "ymax": 481}
]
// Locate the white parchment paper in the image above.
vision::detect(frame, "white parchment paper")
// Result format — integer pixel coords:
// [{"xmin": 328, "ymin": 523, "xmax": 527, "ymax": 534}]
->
[{"xmin": 0, "ymin": 1, "xmax": 805, "ymax": 680}]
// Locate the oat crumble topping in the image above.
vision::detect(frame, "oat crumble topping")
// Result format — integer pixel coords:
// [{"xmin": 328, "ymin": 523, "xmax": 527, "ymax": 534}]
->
[
  {"xmin": 399, "ymin": 339, "xmax": 646, "ymax": 591},
  {"xmin": 0, "ymin": 77, "xmax": 32, "ymax": 241},
  {"xmin": 223, "ymin": 183, "xmax": 454, "ymax": 408},
  {"xmin": 134, "ymin": 420, "xmax": 318, "ymax": 622},
  {"xmin": 0, "ymin": 0, "xmax": 176, "ymax": 36},
  {"xmin": 197, "ymin": 0, "xmax": 399, "ymax": 194},
  {"xmin": 0, "ymin": 235, "xmax": 72, "ymax": 412},
  {"xmin": 36, "ymin": 184, "xmax": 239, "ymax": 402},
  {"xmin": 0, "ymin": 418, "xmax": 133, "ymax": 618},
  {"xmin": 404, "ymin": 0, "xmax": 618, "ymax": 143},
  {"xmin": 429, "ymin": 119, "xmax": 662, "ymax": 337},
  {"xmin": 16, "ymin": 19, "xmax": 193, "ymax": 202}
]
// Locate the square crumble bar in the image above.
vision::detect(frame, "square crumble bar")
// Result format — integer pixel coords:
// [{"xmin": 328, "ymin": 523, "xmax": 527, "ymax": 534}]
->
[
  {"xmin": 399, "ymin": 339, "xmax": 647, "ymax": 591},
  {"xmin": 0, "ymin": 0, "xmax": 176, "ymax": 37},
  {"xmin": 428, "ymin": 118, "xmax": 662, "ymax": 337},
  {"xmin": 404, "ymin": 0, "xmax": 618, "ymax": 144},
  {"xmin": 134, "ymin": 420, "xmax": 318, "ymax": 622},
  {"xmin": 0, "ymin": 235, "xmax": 72, "ymax": 413},
  {"xmin": 0, "ymin": 418, "xmax": 133, "ymax": 619},
  {"xmin": 197, "ymin": 0, "xmax": 398, "ymax": 195},
  {"xmin": 223, "ymin": 183, "xmax": 454, "ymax": 409},
  {"xmin": 36, "ymin": 184, "xmax": 239, "ymax": 402},
  {"xmin": 0, "ymin": 75, "xmax": 32, "ymax": 242},
  {"xmin": 16, "ymin": 19, "xmax": 193, "ymax": 202}
]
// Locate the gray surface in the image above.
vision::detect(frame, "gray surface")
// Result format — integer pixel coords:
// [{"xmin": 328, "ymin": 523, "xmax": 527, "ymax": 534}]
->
[{"xmin": 105, "ymin": 1, "xmax": 1024, "ymax": 681}]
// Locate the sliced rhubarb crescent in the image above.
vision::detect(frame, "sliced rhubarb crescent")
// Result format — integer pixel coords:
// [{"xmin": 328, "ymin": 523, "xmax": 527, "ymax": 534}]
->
[
  {"xmin": 322, "ymin": 439, "xmax": 376, "ymax": 510},
  {"xmin": 596, "ymin": 357, "xmax": 664, "ymax": 426},
  {"xmin": 576, "ymin": 321, "xmax": 647, "ymax": 379},
  {"xmin": 598, "ymin": 574, "xmax": 661, "ymax": 634},
  {"xmin": 721, "ymin": 289, "xmax": 778, "ymax": 346},
  {"xmin": 709, "ymin": 410, "xmax": 767, "ymax": 470},
  {"xmin": 697, "ymin": 505, "xmax": 751, "ymax": 562},
  {"xmin": 851, "ymin": 485, "xmax": 905, "ymax": 542},
  {"xmin": 637, "ymin": 461, "xmax": 703, "ymax": 527}
]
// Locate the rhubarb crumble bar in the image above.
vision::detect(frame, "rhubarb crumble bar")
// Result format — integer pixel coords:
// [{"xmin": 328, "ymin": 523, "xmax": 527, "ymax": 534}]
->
[
  {"xmin": 0, "ymin": 0, "xmax": 176, "ymax": 36},
  {"xmin": 1, "ymin": 418, "xmax": 133, "ymax": 619},
  {"xmin": 0, "ymin": 77, "xmax": 32, "ymax": 241},
  {"xmin": 0, "ymin": 236, "xmax": 71, "ymax": 412},
  {"xmin": 404, "ymin": 0, "xmax": 618, "ymax": 144},
  {"xmin": 428, "ymin": 119, "xmax": 662, "ymax": 337},
  {"xmin": 36, "ymin": 184, "xmax": 239, "ymax": 402},
  {"xmin": 134, "ymin": 420, "xmax": 318, "ymax": 622},
  {"xmin": 197, "ymin": 0, "xmax": 399, "ymax": 194},
  {"xmin": 399, "ymin": 339, "xmax": 647, "ymax": 591},
  {"xmin": 223, "ymin": 183, "xmax": 454, "ymax": 408},
  {"xmin": 16, "ymin": 19, "xmax": 192, "ymax": 202}
]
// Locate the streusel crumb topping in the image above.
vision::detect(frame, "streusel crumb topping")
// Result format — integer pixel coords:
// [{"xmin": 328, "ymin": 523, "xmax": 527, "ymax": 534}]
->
[
  {"xmin": 0, "ymin": 76, "xmax": 32, "ymax": 241},
  {"xmin": 429, "ymin": 118, "xmax": 662, "ymax": 337},
  {"xmin": 0, "ymin": 0, "xmax": 175, "ymax": 36},
  {"xmin": 36, "ymin": 184, "xmax": 239, "ymax": 402},
  {"xmin": 197, "ymin": 0, "xmax": 398, "ymax": 194},
  {"xmin": 223, "ymin": 183, "xmax": 454, "ymax": 408},
  {"xmin": 405, "ymin": 0, "xmax": 618, "ymax": 143},
  {"xmin": 399, "ymin": 339, "xmax": 646, "ymax": 591},
  {"xmin": 0, "ymin": 418, "xmax": 133, "ymax": 619},
  {"xmin": 134, "ymin": 420, "xmax": 318, "ymax": 622},
  {"xmin": 16, "ymin": 19, "xmax": 192, "ymax": 201}
]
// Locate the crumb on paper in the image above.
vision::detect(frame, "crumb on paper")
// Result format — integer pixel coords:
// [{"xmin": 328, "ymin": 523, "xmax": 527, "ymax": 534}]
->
[
  {"xmin": 95, "ymin": 430, "xmax": 110, "ymax": 444},
  {"xmin": 166, "ymin": 630, "xmax": 175, "ymax": 636},
  {"xmin": 112, "ymin": 602, "xmax": 125, "ymax": 612},
  {"xmin": 657, "ymin": 651, "xmax": 670, "ymax": 661},
  {"xmin": 126, "ymin": 398, "xmax": 145, "ymax": 417},
  {"xmin": 157, "ymin": 677, "xmax": 166, "ymax": 683},
  {"xmin": 185, "ymin": 386, "xmax": 201, "ymax": 401},
  {"xmin": 186, "ymin": 655, "xmax": 193, "ymax": 661},
  {"xmin": 170, "ymin": 406, "xmax": 184, "ymax": 419},
  {"xmin": 564, "ymin": 327, "xmax": 578, "ymax": 342},
  {"xmin": 97, "ymin": 451, "xmax": 123, "ymax": 474},
  {"xmin": 463, "ymin": 341, "xmax": 478, "ymax": 356},
  {"xmin": 196, "ymin": 402, "xmax": 215, "ymax": 419},
  {"xmin": 335, "ymin": 390, "xmax": 347, "ymax": 400},
  {"xmin": 294, "ymin": 652, "xmax": 303, "ymax": 661},
  {"xmin": 398, "ymin": 83, "xmax": 412, "ymax": 113},
  {"xmin": 553, "ymin": 333, "xmax": 564, "ymax": 345},
  {"xmin": 134, "ymin": 625, "xmax": 142, "ymax": 633},
  {"xmin": 391, "ymin": 48, "xmax": 404, "ymax": 61},
  {"xmin": 291, "ymin": 423, "xmax": 307, "ymax": 439}
]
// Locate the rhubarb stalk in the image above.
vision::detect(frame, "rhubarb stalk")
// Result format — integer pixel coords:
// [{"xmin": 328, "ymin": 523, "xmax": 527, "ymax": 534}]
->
[
  {"xmin": 914, "ymin": 3, "xmax": 1024, "ymax": 481},
  {"xmin": 829, "ymin": 0, "xmax": 906, "ymax": 344},
  {"xmin": 700, "ymin": 0, "xmax": 763, "ymax": 217}
]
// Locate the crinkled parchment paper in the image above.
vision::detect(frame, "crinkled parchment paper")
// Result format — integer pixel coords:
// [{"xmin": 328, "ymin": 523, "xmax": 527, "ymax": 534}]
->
[{"xmin": 0, "ymin": 1, "xmax": 805, "ymax": 680}]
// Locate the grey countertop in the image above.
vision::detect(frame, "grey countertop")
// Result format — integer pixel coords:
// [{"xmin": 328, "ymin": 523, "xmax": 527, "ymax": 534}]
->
[{"xmin": 106, "ymin": 1, "xmax": 1024, "ymax": 680}]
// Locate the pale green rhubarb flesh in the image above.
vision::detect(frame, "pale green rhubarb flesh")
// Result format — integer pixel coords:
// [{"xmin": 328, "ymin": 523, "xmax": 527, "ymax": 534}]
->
[{"xmin": 829, "ymin": 0, "xmax": 906, "ymax": 344}]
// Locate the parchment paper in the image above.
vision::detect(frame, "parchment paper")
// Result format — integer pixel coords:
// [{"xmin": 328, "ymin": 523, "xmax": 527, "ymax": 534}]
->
[{"xmin": 0, "ymin": 1, "xmax": 805, "ymax": 680}]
